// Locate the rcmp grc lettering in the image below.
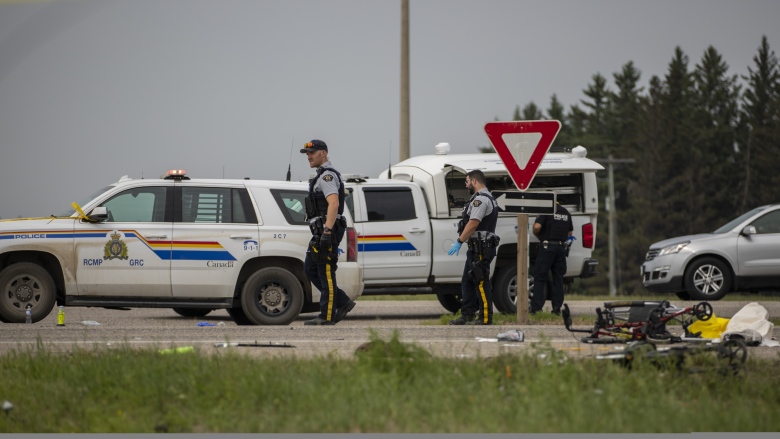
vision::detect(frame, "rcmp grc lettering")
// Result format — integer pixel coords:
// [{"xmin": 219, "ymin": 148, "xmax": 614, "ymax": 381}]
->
[{"xmin": 83, "ymin": 259, "xmax": 102, "ymax": 266}]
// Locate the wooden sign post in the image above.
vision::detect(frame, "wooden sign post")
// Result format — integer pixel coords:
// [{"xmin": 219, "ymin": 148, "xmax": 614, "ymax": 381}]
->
[{"xmin": 517, "ymin": 214, "xmax": 529, "ymax": 324}]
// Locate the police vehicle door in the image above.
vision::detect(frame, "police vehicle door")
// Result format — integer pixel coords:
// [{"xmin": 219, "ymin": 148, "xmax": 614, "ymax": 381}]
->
[
  {"xmin": 355, "ymin": 186, "xmax": 431, "ymax": 284},
  {"xmin": 74, "ymin": 185, "xmax": 173, "ymax": 297},
  {"xmin": 170, "ymin": 184, "xmax": 260, "ymax": 298}
]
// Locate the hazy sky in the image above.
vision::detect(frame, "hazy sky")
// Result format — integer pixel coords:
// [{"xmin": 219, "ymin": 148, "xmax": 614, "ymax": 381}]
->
[{"xmin": 1, "ymin": 0, "xmax": 779, "ymax": 219}]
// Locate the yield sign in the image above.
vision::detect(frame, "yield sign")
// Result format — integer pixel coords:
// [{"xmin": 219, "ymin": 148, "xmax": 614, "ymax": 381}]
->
[{"xmin": 484, "ymin": 120, "xmax": 561, "ymax": 191}]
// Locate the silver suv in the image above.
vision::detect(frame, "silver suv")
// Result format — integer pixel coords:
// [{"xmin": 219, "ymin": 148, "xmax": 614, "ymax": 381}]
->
[{"xmin": 641, "ymin": 203, "xmax": 780, "ymax": 300}]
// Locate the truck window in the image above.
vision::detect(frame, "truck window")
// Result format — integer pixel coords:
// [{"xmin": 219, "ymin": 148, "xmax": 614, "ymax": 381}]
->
[
  {"xmin": 363, "ymin": 187, "xmax": 416, "ymax": 221},
  {"xmin": 446, "ymin": 170, "xmax": 584, "ymax": 214}
]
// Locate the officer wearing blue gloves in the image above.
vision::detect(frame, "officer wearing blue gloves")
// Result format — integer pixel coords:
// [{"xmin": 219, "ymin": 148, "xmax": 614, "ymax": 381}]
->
[{"xmin": 448, "ymin": 170, "xmax": 499, "ymax": 325}]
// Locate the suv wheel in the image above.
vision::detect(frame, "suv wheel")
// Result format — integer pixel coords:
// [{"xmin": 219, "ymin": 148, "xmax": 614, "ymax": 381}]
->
[
  {"xmin": 240, "ymin": 267, "xmax": 304, "ymax": 325},
  {"xmin": 684, "ymin": 257, "xmax": 731, "ymax": 301},
  {"xmin": 0, "ymin": 263, "xmax": 57, "ymax": 323}
]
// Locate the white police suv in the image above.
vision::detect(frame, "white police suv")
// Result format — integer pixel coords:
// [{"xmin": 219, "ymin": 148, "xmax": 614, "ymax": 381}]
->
[{"xmin": 0, "ymin": 170, "xmax": 363, "ymax": 325}]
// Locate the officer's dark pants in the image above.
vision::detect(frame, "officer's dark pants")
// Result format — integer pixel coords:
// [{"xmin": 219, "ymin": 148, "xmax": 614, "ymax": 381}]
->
[
  {"xmin": 531, "ymin": 244, "xmax": 567, "ymax": 312},
  {"xmin": 304, "ymin": 227, "xmax": 350, "ymax": 321},
  {"xmin": 461, "ymin": 246, "xmax": 496, "ymax": 323}
]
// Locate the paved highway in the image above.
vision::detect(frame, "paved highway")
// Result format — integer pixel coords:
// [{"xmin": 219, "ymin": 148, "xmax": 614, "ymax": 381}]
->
[{"xmin": 1, "ymin": 299, "xmax": 778, "ymax": 360}]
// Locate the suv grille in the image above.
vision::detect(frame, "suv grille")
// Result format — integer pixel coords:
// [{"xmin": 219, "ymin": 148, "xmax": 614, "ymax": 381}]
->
[{"xmin": 646, "ymin": 249, "xmax": 660, "ymax": 261}]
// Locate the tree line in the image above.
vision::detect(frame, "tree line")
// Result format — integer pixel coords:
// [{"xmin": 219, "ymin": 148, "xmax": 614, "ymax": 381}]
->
[{"xmin": 496, "ymin": 36, "xmax": 780, "ymax": 296}]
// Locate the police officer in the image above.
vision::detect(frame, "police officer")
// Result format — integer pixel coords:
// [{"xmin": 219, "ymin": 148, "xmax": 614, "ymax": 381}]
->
[
  {"xmin": 531, "ymin": 202, "xmax": 573, "ymax": 315},
  {"xmin": 301, "ymin": 139, "xmax": 356, "ymax": 326},
  {"xmin": 447, "ymin": 170, "xmax": 499, "ymax": 325}
]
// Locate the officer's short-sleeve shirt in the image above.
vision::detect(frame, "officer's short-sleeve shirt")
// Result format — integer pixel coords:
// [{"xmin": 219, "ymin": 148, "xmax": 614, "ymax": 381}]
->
[
  {"xmin": 466, "ymin": 188, "xmax": 494, "ymax": 222},
  {"xmin": 535, "ymin": 204, "xmax": 574, "ymax": 241},
  {"xmin": 314, "ymin": 161, "xmax": 340, "ymax": 197}
]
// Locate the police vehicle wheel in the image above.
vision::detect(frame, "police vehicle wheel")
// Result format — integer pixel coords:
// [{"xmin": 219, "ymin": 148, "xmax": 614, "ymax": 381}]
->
[
  {"xmin": 0, "ymin": 262, "xmax": 57, "ymax": 324},
  {"xmin": 493, "ymin": 264, "xmax": 551, "ymax": 314},
  {"xmin": 683, "ymin": 257, "xmax": 732, "ymax": 301},
  {"xmin": 172, "ymin": 307, "xmax": 213, "ymax": 318},
  {"xmin": 240, "ymin": 267, "xmax": 304, "ymax": 325},
  {"xmin": 227, "ymin": 307, "xmax": 253, "ymax": 326},
  {"xmin": 436, "ymin": 293, "xmax": 462, "ymax": 313}
]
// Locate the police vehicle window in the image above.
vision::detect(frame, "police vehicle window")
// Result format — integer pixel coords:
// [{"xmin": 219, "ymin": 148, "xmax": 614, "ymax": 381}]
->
[
  {"xmin": 181, "ymin": 187, "xmax": 233, "ymax": 223},
  {"xmin": 101, "ymin": 187, "xmax": 167, "ymax": 222},
  {"xmin": 345, "ymin": 188, "xmax": 355, "ymax": 221},
  {"xmin": 529, "ymin": 174, "xmax": 583, "ymax": 213},
  {"xmin": 232, "ymin": 188, "xmax": 258, "ymax": 224},
  {"xmin": 363, "ymin": 187, "xmax": 416, "ymax": 222},
  {"xmin": 270, "ymin": 189, "xmax": 308, "ymax": 225},
  {"xmin": 750, "ymin": 210, "xmax": 780, "ymax": 234},
  {"xmin": 445, "ymin": 171, "xmax": 469, "ymax": 209}
]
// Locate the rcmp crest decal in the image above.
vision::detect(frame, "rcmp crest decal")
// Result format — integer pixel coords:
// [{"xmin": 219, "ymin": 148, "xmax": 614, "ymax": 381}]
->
[
  {"xmin": 104, "ymin": 231, "xmax": 129, "ymax": 260},
  {"xmin": 323, "ymin": 174, "xmax": 334, "ymax": 182},
  {"xmin": 472, "ymin": 200, "xmax": 482, "ymax": 207}
]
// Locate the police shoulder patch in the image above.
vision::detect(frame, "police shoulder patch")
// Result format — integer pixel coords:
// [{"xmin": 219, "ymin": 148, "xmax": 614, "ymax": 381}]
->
[
  {"xmin": 323, "ymin": 174, "xmax": 334, "ymax": 182},
  {"xmin": 472, "ymin": 200, "xmax": 481, "ymax": 207}
]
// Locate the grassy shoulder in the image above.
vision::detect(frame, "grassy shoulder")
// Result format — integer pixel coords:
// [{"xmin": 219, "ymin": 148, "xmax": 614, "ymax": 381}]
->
[{"xmin": 1, "ymin": 334, "xmax": 779, "ymax": 433}]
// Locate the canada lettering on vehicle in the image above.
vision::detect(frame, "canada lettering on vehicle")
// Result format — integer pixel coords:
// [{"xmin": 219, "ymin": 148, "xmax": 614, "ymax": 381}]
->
[
  {"xmin": 15, "ymin": 234, "xmax": 46, "ymax": 239},
  {"xmin": 207, "ymin": 261, "xmax": 234, "ymax": 268}
]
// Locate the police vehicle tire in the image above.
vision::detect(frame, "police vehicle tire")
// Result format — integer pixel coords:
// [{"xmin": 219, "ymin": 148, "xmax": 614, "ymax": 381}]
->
[
  {"xmin": 683, "ymin": 257, "xmax": 732, "ymax": 301},
  {"xmin": 0, "ymin": 262, "xmax": 57, "ymax": 324},
  {"xmin": 240, "ymin": 267, "xmax": 304, "ymax": 325},
  {"xmin": 172, "ymin": 307, "xmax": 213, "ymax": 318},
  {"xmin": 227, "ymin": 307, "xmax": 254, "ymax": 326},
  {"xmin": 436, "ymin": 293, "xmax": 462, "ymax": 313},
  {"xmin": 493, "ymin": 264, "xmax": 551, "ymax": 314}
]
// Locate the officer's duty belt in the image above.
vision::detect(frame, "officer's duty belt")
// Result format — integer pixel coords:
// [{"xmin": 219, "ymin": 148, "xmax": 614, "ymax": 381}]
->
[{"xmin": 543, "ymin": 240, "xmax": 564, "ymax": 246}]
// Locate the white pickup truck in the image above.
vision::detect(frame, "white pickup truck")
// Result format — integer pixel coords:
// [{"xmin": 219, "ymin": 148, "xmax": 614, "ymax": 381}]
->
[{"xmin": 344, "ymin": 144, "xmax": 603, "ymax": 313}]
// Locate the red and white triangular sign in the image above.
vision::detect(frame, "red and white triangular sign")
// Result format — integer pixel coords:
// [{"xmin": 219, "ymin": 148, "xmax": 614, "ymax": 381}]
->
[{"xmin": 484, "ymin": 120, "xmax": 561, "ymax": 191}]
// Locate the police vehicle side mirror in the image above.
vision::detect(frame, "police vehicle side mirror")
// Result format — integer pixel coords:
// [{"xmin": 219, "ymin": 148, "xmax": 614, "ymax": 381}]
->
[
  {"xmin": 741, "ymin": 225, "xmax": 757, "ymax": 236},
  {"xmin": 88, "ymin": 206, "xmax": 109, "ymax": 222}
]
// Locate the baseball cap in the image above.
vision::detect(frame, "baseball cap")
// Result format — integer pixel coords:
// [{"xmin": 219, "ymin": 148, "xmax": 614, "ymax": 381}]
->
[{"xmin": 300, "ymin": 139, "xmax": 328, "ymax": 153}]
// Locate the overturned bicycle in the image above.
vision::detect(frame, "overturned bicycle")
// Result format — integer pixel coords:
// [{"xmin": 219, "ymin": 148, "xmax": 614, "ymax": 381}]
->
[{"xmin": 560, "ymin": 299, "xmax": 715, "ymax": 344}]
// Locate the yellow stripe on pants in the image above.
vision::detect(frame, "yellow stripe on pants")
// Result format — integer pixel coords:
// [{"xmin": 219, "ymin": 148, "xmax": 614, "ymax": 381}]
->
[
  {"xmin": 479, "ymin": 280, "xmax": 488, "ymax": 323},
  {"xmin": 325, "ymin": 262, "xmax": 334, "ymax": 321}
]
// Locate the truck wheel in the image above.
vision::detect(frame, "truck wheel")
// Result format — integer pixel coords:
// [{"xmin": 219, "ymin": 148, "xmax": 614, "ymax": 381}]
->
[
  {"xmin": 493, "ymin": 264, "xmax": 550, "ymax": 314},
  {"xmin": 684, "ymin": 257, "xmax": 731, "ymax": 301},
  {"xmin": 240, "ymin": 267, "xmax": 304, "ymax": 325},
  {"xmin": 172, "ymin": 308, "xmax": 213, "ymax": 318},
  {"xmin": 0, "ymin": 263, "xmax": 57, "ymax": 324},
  {"xmin": 436, "ymin": 293, "xmax": 462, "ymax": 313}
]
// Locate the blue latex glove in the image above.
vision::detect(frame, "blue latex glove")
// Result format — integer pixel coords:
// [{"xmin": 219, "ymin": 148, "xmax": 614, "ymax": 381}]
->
[{"xmin": 448, "ymin": 241, "xmax": 462, "ymax": 256}]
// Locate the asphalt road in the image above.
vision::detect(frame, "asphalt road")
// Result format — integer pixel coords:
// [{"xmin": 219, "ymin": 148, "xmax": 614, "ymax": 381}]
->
[{"xmin": 2, "ymin": 299, "xmax": 778, "ymax": 360}]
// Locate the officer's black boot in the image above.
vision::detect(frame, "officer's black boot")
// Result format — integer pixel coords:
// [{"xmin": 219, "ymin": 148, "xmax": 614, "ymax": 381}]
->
[{"xmin": 449, "ymin": 314, "xmax": 476, "ymax": 325}]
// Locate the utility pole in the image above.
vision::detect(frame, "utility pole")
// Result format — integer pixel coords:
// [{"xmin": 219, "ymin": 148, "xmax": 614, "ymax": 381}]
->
[
  {"xmin": 399, "ymin": 0, "xmax": 410, "ymax": 161},
  {"xmin": 593, "ymin": 155, "xmax": 635, "ymax": 297}
]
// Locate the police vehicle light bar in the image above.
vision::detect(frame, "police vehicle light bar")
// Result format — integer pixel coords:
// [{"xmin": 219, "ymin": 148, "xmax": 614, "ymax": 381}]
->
[{"xmin": 162, "ymin": 169, "xmax": 190, "ymax": 180}]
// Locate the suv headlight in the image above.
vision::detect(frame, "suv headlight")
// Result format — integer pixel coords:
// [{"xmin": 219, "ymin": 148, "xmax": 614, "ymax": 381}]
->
[{"xmin": 658, "ymin": 242, "xmax": 689, "ymax": 256}]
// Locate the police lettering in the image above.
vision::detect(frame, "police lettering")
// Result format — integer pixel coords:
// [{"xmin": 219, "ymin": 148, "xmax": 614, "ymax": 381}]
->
[
  {"xmin": 83, "ymin": 259, "xmax": 102, "ymax": 266},
  {"xmin": 15, "ymin": 234, "xmax": 45, "ymax": 239},
  {"xmin": 129, "ymin": 259, "xmax": 144, "ymax": 267},
  {"xmin": 554, "ymin": 213, "xmax": 569, "ymax": 221}
]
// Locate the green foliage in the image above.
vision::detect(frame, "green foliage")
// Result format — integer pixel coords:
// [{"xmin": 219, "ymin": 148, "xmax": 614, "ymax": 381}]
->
[
  {"xmin": 1, "ymin": 340, "xmax": 780, "ymax": 433},
  {"xmin": 507, "ymin": 36, "xmax": 780, "ymax": 296}
]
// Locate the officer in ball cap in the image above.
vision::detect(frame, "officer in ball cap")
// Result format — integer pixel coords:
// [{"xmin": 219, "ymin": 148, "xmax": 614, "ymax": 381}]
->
[{"xmin": 300, "ymin": 139, "xmax": 356, "ymax": 325}]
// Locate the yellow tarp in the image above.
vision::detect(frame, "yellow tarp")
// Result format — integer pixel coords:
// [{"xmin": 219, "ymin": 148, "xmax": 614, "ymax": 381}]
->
[{"xmin": 688, "ymin": 314, "xmax": 731, "ymax": 339}]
